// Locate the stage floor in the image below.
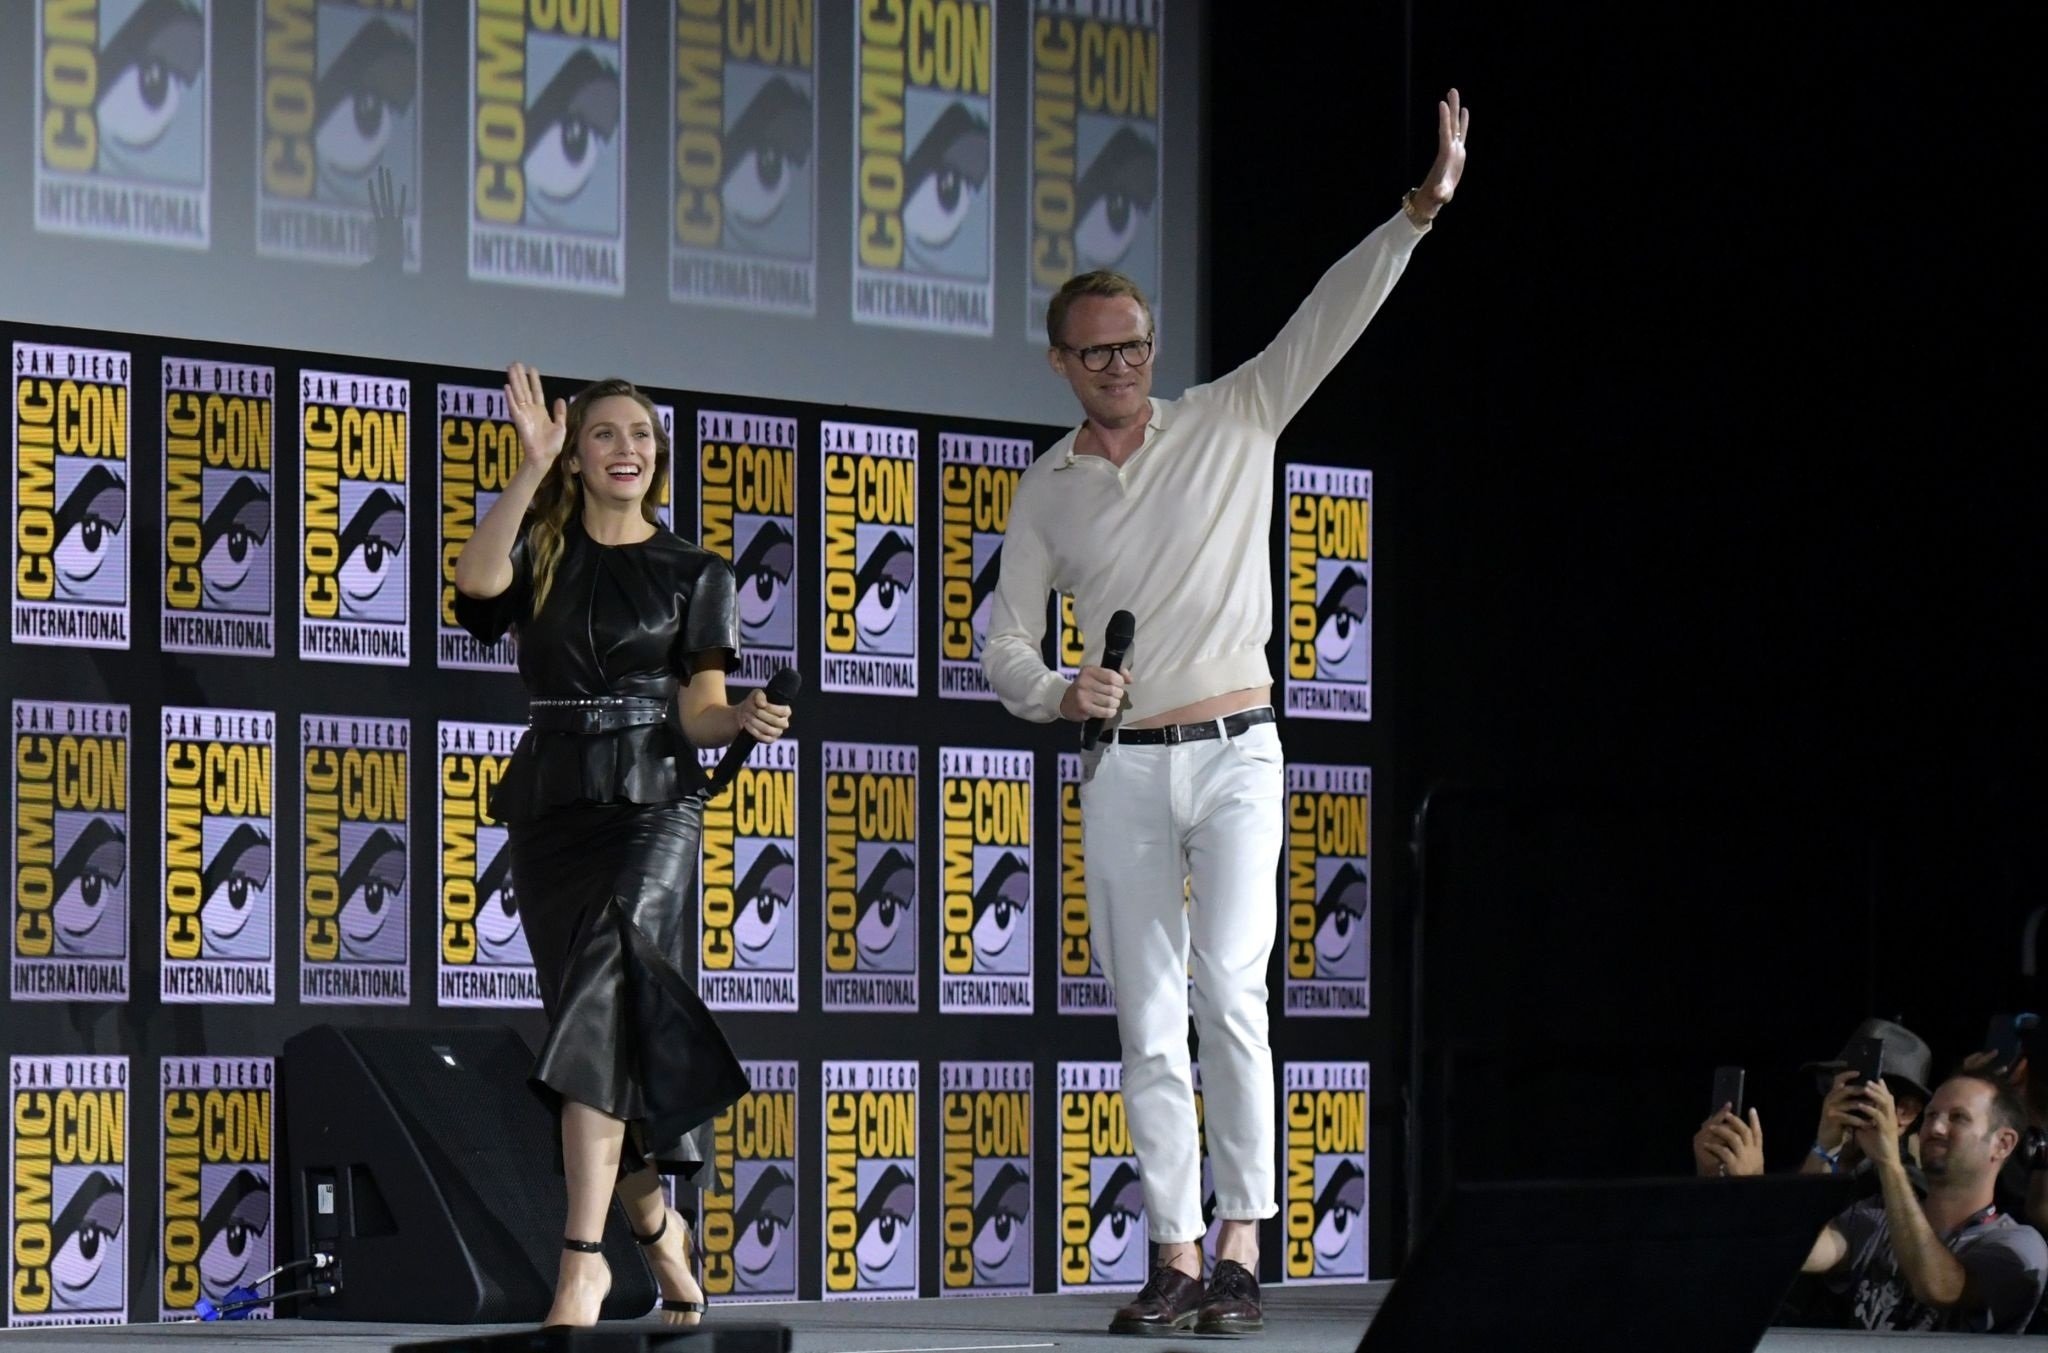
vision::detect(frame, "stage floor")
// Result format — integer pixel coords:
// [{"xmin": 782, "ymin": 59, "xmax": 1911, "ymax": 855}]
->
[{"xmin": 0, "ymin": 1287, "xmax": 2032, "ymax": 1351}]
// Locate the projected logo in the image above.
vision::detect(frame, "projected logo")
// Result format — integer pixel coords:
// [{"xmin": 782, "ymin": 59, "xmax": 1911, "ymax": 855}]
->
[
  {"xmin": 12, "ymin": 342, "xmax": 132, "ymax": 649},
  {"xmin": 302, "ymin": 715, "xmax": 409, "ymax": 1004},
  {"xmin": 1055, "ymin": 752, "xmax": 1110, "ymax": 1015},
  {"xmin": 257, "ymin": 0, "xmax": 422, "ymax": 269},
  {"xmin": 1284, "ymin": 763, "xmax": 1369, "ymax": 1017},
  {"xmin": 821, "ymin": 421, "xmax": 917, "ymax": 696},
  {"xmin": 940, "ymin": 1061, "xmax": 1031, "ymax": 1296},
  {"xmin": 698, "ymin": 411, "xmax": 798, "ymax": 686},
  {"xmin": 852, "ymin": 0, "xmax": 995, "ymax": 334},
  {"xmin": 671, "ymin": 0, "xmax": 817, "ymax": 314},
  {"xmin": 469, "ymin": 0, "xmax": 627, "ymax": 294},
  {"xmin": 698, "ymin": 739, "xmax": 800, "ymax": 1012},
  {"xmin": 35, "ymin": 0, "xmax": 210, "ymax": 247},
  {"xmin": 822, "ymin": 742, "xmax": 919, "ymax": 1013},
  {"xmin": 161, "ymin": 708, "xmax": 277, "ymax": 1004},
  {"xmin": 1027, "ymin": 0, "xmax": 1162, "ymax": 340},
  {"xmin": 823, "ymin": 1060, "xmax": 919, "ymax": 1301},
  {"xmin": 700, "ymin": 1060, "xmax": 798, "ymax": 1305},
  {"xmin": 1284, "ymin": 464, "xmax": 1371, "ymax": 721},
  {"xmin": 1283, "ymin": 1062, "xmax": 1367, "ymax": 1283},
  {"xmin": 162, "ymin": 359, "xmax": 275, "ymax": 657},
  {"xmin": 160, "ymin": 1057, "xmax": 272, "ymax": 1321},
  {"xmin": 436, "ymin": 383, "xmax": 523, "ymax": 669},
  {"xmin": 937, "ymin": 433, "xmax": 1031, "ymax": 701},
  {"xmin": 300, "ymin": 370, "xmax": 409, "ymax": 665},
  {"xmin": 940, "ymin": 748, "xmax": 1033, "ymax": 1015},
  {"xmin": 9, "ymin": 1056, "xmax": 129, "ymax": 1327},
  {"xmin": 649, "ymin": 400, "xmax": 678, "ymax": 532},
  {"xmin": 437, "ymin": 721, "xmax": 537, "ymax": 1007},
  {"xmin": 1057, "ymin": 1061, "xmax": 1144, "ymax": 1293},
  {"xmin": 12, "ymin": 702, "xmax": 130, "ymax": 1003}
]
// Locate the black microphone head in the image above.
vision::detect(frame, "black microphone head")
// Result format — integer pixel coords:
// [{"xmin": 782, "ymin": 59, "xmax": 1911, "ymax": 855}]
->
[
  {"xmin": 1105, "ymin": 610, "xmax": 1135, "ymax": 651},
  {"xmin": 764, "ymin": 668, "xmax": 804, "ymax": 702}
]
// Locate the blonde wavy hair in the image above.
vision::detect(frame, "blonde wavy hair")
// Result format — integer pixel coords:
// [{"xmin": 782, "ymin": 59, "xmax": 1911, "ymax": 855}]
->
[{"xmin": 525, "ymin": 378, "xmax": 673, "ymax": 616}]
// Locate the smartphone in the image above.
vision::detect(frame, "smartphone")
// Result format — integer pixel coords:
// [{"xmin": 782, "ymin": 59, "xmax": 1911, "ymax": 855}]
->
[
  {"xmin": 1986, "ymin": 1013, "xmax": 2040, "ymax": 1071},
  {"xmin": 1842, "ymin": 1035, "xmax": 1885, "ymax": 1087},
  {"xmin": 1711, "ymin": 1066, "xmax": 1746, "ymax": 1117}
]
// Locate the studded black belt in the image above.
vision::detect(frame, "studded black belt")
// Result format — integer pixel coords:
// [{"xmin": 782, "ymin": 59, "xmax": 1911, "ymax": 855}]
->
[
  {"xmin": 1104, "ymin": 706, "xmax": 1276, "ymax": 746},
  {"xmin": 527, "ymin": 697, "xmax": 670, "ymax": 734}
]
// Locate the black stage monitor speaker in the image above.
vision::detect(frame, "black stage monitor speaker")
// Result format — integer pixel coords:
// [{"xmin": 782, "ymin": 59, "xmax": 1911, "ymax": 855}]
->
[
  {"xmin": 283, "ymin": 1024, "xmax": 660, "ymax": 1323},
  {"xmin": 1360, "ymin": 1175, "xmax": 1858, "ymax": 1353},
  {"xmin": 401, "ymin": 1325, "xmax": 791, "ymax": 1352}
]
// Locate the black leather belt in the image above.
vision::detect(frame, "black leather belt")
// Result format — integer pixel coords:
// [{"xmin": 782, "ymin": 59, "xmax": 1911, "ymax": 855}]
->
[
  {"xmin": 1104, "ymin": 706, "xmax": 1276, "ymax": 746},
  {"xmin": 528, "ymin": 697, "xmax": 669, "ymax": 734}
]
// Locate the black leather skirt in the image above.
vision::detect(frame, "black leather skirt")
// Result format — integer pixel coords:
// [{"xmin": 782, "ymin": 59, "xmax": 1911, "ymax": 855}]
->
[{"xmin": 509, "ymin": 798, "xmax": 751, "ymax": 1179}]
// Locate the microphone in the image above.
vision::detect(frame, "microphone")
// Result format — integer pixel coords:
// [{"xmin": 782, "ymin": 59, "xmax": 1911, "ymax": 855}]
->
[
  {"xmin": 708, "ymin": 667, "xmax": 802, "ymax": 792},
  {"xmin": 1081, "ymin": 610, "xmax": 1135, "ymax": 752}
]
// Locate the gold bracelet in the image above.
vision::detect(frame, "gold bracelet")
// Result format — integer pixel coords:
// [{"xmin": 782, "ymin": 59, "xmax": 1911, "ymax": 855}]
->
[{"xmin": 1402, "ymin": 187, "xmax": 1434, "ymax": 229}]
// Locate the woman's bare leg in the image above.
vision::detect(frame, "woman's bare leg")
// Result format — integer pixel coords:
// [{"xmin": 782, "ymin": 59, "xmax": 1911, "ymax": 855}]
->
[
  {"xmin": 546, "ymin": 1100, "xmax": 626, "ymax": 1327},
  {"xmin": 616, "ymin": 1164, "xmax": 705, "ymax": 1325}
]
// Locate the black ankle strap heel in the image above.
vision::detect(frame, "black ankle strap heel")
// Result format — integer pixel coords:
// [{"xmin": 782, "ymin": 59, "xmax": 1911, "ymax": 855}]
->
[
  {"xmin": 563, "ymin": 1237, "xmax": 604, "ymax": 1253},
  {"xmin": 632, "ymin": 1210, "xmax": 704, "ymax": 1316}
]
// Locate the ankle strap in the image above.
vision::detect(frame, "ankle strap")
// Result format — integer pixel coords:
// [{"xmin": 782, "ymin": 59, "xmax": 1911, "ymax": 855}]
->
[
  {"xmin": 563, "ymin": 1237, "xmax": 604, "ymax": 1253},
  {"xmin": 634, "ymin": 1211, "xmax": 668, "ymax": 1247}
]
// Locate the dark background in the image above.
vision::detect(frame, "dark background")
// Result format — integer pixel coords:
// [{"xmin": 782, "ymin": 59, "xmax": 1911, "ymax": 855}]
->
[{"xmin": 1208, "ymin": 2, "xmax": 2043, "ymax": 1274}]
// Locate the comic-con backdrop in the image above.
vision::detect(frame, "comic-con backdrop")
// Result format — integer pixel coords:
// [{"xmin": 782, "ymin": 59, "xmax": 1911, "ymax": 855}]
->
[
  {"xmin": 1, "ymin": 319, "xmax": 1373, "ymax": 1325},
  {"xmin": 0, "ymin": 0, "xmax": 1203, "ymax": 428}
]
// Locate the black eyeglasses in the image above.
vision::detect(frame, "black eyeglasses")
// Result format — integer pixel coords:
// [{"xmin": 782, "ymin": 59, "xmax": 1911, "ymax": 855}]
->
[{"xmin": 1060, "ymin": 338, "xmax": 1154, "ymax": 372}]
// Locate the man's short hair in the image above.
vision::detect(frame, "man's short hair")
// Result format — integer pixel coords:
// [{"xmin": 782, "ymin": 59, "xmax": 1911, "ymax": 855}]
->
[
  {"xmin": 1947, "ymin": 1071, "xmax": 2029, "ymax": 1138},
  {"xmin": 1046, "ymin": 271, "xmax": 1153, "ymax": 349}
]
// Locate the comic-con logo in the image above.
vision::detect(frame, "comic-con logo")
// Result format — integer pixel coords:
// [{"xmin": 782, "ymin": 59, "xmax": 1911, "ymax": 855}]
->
[
  {"xmin": 937, "ymin": 433, "xmax": 1029, "ymax": 700},
  {"xmin": 302, "ymin": 715, "xmax": 409, "ymax": 1004},
  {"xmin": 1284, "ymin": 464, "xmax": 1371, "ymax": 720},
  {"xmin": 1057, "ymin": 1061, "xmax": 1144, "ymax": 1292},
  {"xmin": 1054, "ymin": 752, "xmax": 1110, "ymax": 1015},
  {"xmin": 162, "ymin": 708, "xmax": 276, "ymax": 1004},
  {"xmin": 1027, "ymin": 0, "xmax": 1162, "ymax": 339},
  {"xmin": 36, "ymin": 0, "xmax": 210, "ymax": 247},
  {"xmin": 1284, "ymin": 1062, "xmax": 1367, "ymax": 1282},
  {"xmin": 437, "ymin": 384, "xmax": 523, "ymax": 669},
  {"xmin": 10, "ymin": 1056, "xmax": 129, "ymax": 1327},
  {"xmin": 1050, "ymin": 592, "xmax": 1083, "ymax": 677},
  {"xmin": 470, "ymin": 0, "xmax": 627, "ymax": 294},
  {"xmin": 12, "ymin": 702, "xmax": 130, "ymax": 1002},
  {"xmin": 853, "ymin": 0, "xmax": 994, "ymax": 333},
  {"xmin": 300, "ymin": 370, "xmax": 408, "ymax": 664},
  {"xmin": 258, "ymin": 0, "xmax": 421, "ymax": 268},
  {"xmin": 650, "ymin": 401, "xmax": 679, "ymax": 531},
  {"xmin": 822, "ymin": 742, "xmax": 918, "ymax": 1012},
  {"xmin": 823, "ymin": 1061, "xmax": 919, "ymax": 1300},
  {"xmin": 940, "ymin": 1061, "xmax": 1030, "ymax": 1296},
  {"xmin": 701, "ymin": 1060, "xmax": 798, "ymax": 1304},
  {"xmin": 699, "ymin": 411, "xmax": 798, "ymax": 686},
  {"xmin": 1285, "ymin": 764, "xmax": 1369, "ymax": 1017},
  {"xmin": 671, "ymin": 0, "xmax": 818, "ymax": 313},
  {"xmin": 438, "ymin": 721, "xmax": 537, "ymax": 1007},
  {"xmin": 160, "ymin": 1058, "xmax": 272, "ymax": 1321},
  {"xmin": 940, "ymin": 748, "xmax": 1032, "ymax": 1014},
  {"xmin": 821, "ymin": 421, "xmax": 917, "ymax": 695},
  {"xmin": 13, "ymin": 343, "xmax": 132, "ymax": 648},
  {"xmin": 163, "ymin": 358, "xmax": 274, "ymax": 656},
  {"xmin": 698, "ymin": 739, "xmax": 799, "ymax": 1011}
]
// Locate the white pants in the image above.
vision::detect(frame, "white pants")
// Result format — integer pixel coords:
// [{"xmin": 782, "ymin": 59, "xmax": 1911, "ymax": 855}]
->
[{"xmin": 1080, "ymin": 718, "xmax": 1285, "ymax": 1243}]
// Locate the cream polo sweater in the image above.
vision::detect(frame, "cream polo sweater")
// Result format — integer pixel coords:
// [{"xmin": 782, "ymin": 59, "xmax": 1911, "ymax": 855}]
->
[{"xmin": 983, "ymin": 210, "xmax": 1427, "ymax": 725}]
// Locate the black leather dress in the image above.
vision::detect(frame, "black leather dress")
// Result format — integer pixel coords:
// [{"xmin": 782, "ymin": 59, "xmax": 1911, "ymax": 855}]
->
[{"xmin": 455, "ymin": 517, "xmax": 751, "ymax": 1178}]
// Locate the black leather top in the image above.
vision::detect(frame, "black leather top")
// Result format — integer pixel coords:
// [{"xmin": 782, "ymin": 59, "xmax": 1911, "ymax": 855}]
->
[{"xmin": 454, "ymin": 517, "xmax": 740, "ymax": 822}]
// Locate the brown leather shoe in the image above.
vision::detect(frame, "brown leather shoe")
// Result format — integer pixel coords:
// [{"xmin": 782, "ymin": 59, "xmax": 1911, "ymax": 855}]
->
[
  {"xmin": 1196, "ymin": 1257, "xmax": 1264, "ymax": 1334},
  {"xmin": 1109, "ymin": 1264, "xmax": 1205, "ymax": 1335}
]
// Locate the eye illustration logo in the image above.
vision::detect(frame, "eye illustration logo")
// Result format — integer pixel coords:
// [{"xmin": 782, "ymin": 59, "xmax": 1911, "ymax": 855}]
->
[
  {"xmin": 854, "ymin": 1162, "xmax": 917, "ymax": 1288},
  {"xmin": 732, "ymin": 842, "xmax": 796, "ymax": 972},
  {"xmin": 970, "ymin": 850, "xmax": 1029, "ymax": 975},
  {"xmin": 314, "ymin": 19, "xmax": 417, "ymax": 195},
  {"xmin": 971, "ymin": 1161, "xmax": 1030, "ymax": 1285},
  {"xmin": 95, "ymin": 0, "xmax": 205, "ymax": 181},
  {"xmin": 853, "ymin": 529, "xmax": 915, "ymax": 656},
  {"xmin": 723, "ymin": 75, "xmax": 813, "ymax": 254},
  {"xmin": 54, "ymin": 465, "xmax": 128, "ymax": 603},
  {"xmin": 196, "ymin": 1168, "xmax": 270, "ymax": 1301},
  {"xmin": 200, "ymin": 823, "xmax": 271, "ymax": 959},
  {"xmin": 473, "ymin": 830, "xmax": 531, "ymax": 966},
  {"xmin": 1314, "ymin": 565, "xmax": 1368, "ymax": 680},
  {"xmin": 903, "ymin": 102, "xmax": 990, "ymax": 275},
  {"xmin": 1074, "ymin": 125, "xmax": 1157, "ymax": 273},
  {"xmin": 335, "ymin": 488, "xmax": 405, "ymax": 620},
  {"xmin": 855, "ymin": 846, "xmax": 916, "ymax": 972},
  {"xmin": 200, "ymin": 477, "xmax": 271, "ymax": 613},
  {"xmin": 734, "ymin": 519, "xmax": 795, "ymax": 649},
  {"xmin": 50, "ymin": 1169, "xmax": 126, "ymax": 1311},
  {"xmin": 968, "ymin": 542, "xmax": 1002, "ymax": 658},
  {"xmin": 524, "ymin": 47, "xmax": 621, "ymax": 230},
  {"xmin": 1311, "ymin": 1158, "xmax": 1365, "ymax": 1276},
  {"xmin": 1087, "ymin": 1160, "xmax": 1146, "ymax": 1285},
  {"xmin": 53, "ymin": 818, "xmax": 128, "ymax": 958},
  {"xmin": 1314, "ymin": 861, "xmax": 1368, "ymax": 979},
  {"xmin": 732, "ymin": 1163, "xmax": 796, "ymax": 1295},
  {"xmin": 336, "ymin": 826, "xmax": 406, "ymax": 963}
]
